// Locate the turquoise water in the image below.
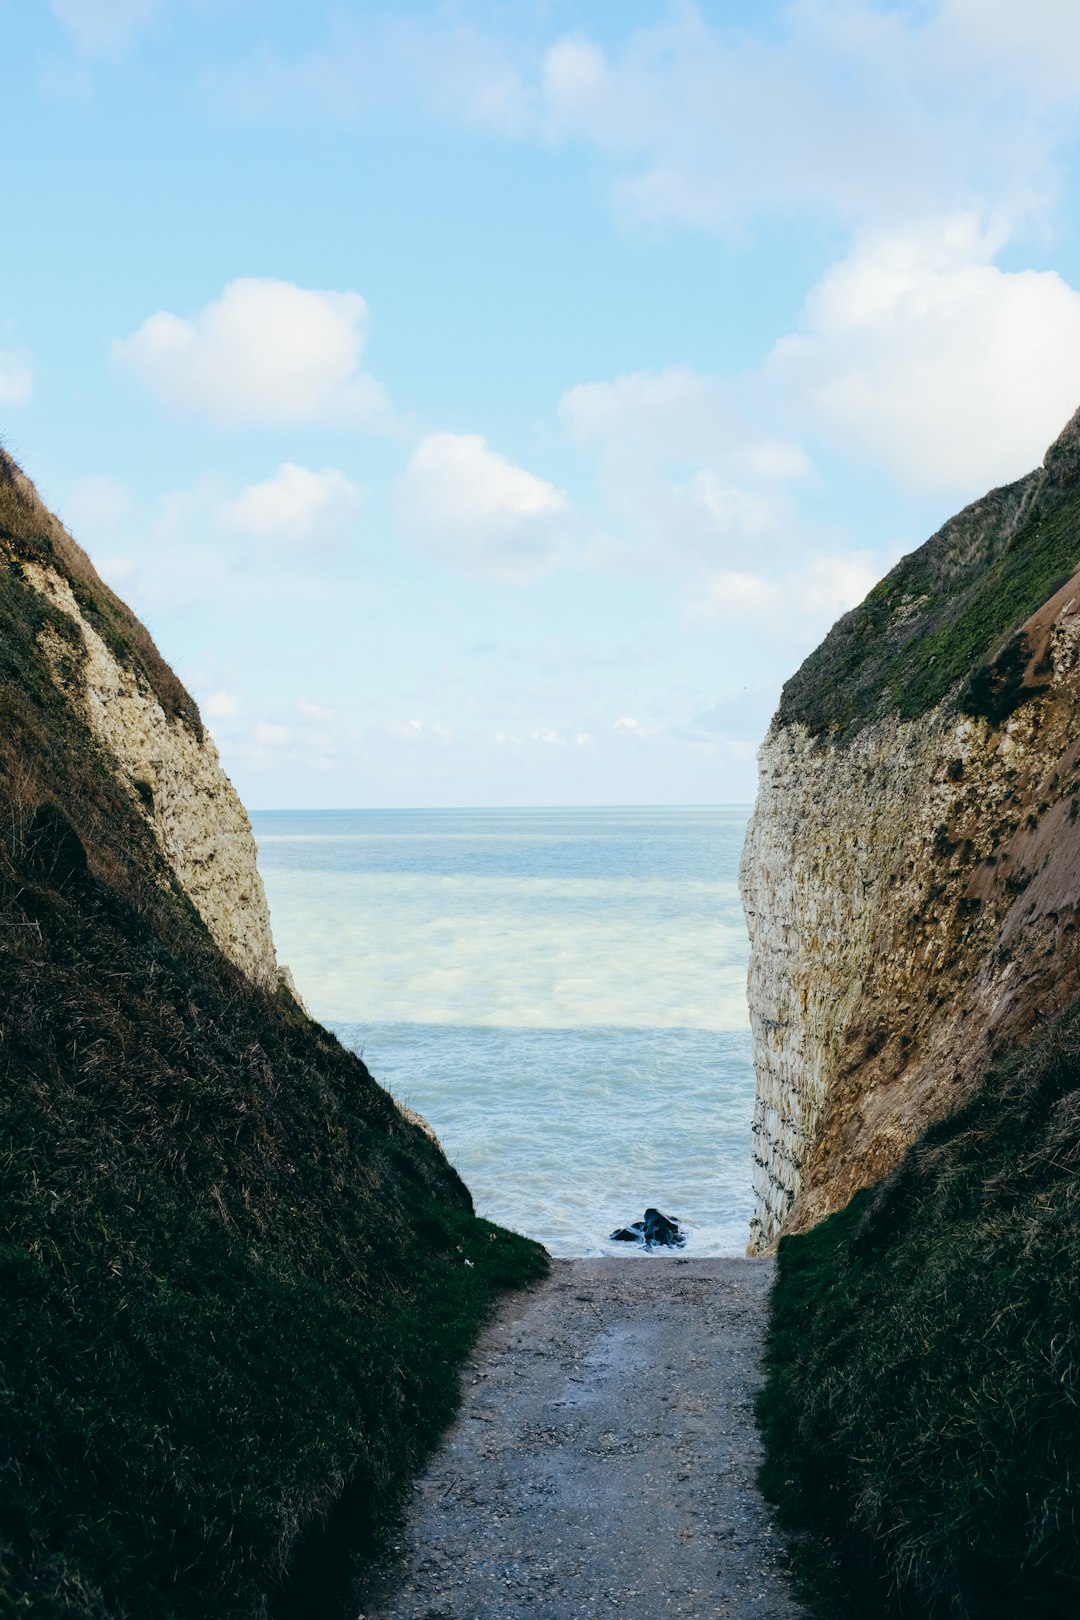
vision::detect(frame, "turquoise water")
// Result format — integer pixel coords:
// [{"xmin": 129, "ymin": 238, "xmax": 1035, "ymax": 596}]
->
[{"xmin": 251, "ymin": 806, "xmax": 754, "ymax": 1256}]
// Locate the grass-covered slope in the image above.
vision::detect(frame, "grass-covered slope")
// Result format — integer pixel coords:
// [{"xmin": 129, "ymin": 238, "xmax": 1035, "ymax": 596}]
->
[
  {"xmin": 0, "ymin": 455, "xmax": 548, "ymax": 1620},
  {"xmin": 0, "ymin": 452, "xmax": 198, "ymax": 735},
  {"xmin": 778, "ymin": 409, "xmax": 1080, "ymax": 741},
  {"xmin": 757, "ymin": 1006, "xmax": 1080, "ymax": 1618}
]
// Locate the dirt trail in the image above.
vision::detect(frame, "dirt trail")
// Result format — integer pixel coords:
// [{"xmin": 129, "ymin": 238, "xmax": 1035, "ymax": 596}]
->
[{"xmin": 361, "ymin": 1257, "xmax": 807, "ymax": 1620}]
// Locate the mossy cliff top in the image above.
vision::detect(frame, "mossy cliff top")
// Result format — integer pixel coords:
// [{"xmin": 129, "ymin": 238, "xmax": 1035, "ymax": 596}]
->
[
  {"xmin": 777, "ymin": 405, "xmax": 1080, "ymax": 741},
  {"xmin": 0, "ymin": 451, "xmax": 548, "ymax": 1620},
  {"xmin": 0, "ymin": 446, "xmax": 199, "ymax": 735}
]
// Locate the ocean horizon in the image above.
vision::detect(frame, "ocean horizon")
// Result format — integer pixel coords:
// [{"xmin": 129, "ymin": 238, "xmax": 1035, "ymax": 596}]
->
[{"xmin": 251, "ymin": 805, "xmax": 755, "ymax": 1257}]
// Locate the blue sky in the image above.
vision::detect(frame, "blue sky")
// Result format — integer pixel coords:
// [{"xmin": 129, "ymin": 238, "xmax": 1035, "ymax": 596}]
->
[{"xmin": 6, "ymin": 1, "xmax": 1080, "ymax": 806}]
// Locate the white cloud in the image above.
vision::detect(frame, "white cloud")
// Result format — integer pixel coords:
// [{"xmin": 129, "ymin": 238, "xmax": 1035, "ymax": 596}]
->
[
  {"xmin": 684, "ymin": 472, "xmax": 787, "ymax": 541},
  {"xmin": 691, "ymin": 551, "xmax": 888, "ymax": 640},
  {"xmin": 385, "ymin": 718, "xmax": 454, "ymax": 746},
  {"xmin": 0, "ymin": 351, "xmax": 33, "ymax": 404},
  {"xmin": 522, "ymin": 3, "xmax": 1063, "ymax": 236},
  {"xmin": 561, "ymin": 366, "xmax": 738, "ymax": 466},
  {"xmin": 227, "ymin": 463, "xmax": 363, "ymax": 543},
  {"xmin": 203, "ymin": 690, "xmax": 239, "ymax": 721},
  {"xmin": 203, "ymin": 4, "xmax": 1080, "ymax": 243},
  {"xmin": 114, "ymin": 278, "xmax": 388, "ymax": 426},
  {"xmin": 52, "ymin": 0, "xmax": 160, "ymax": 58},
  {"xmin": 66, "ymin": 461, "xmax": 376, "ymax": 654},
  {"xmin": 935, "ymin": 0, "xmax": 1080, "ymax": 97},
  {"xmin": 93, "ymin": 555, "xmax": 137, "ymax": 586},
  {"xmin": 683, "ymin": 685, "xmax": 783, "ymax": 750},
  {"xmin": 542, "ymin": 36, "xmax": 607, "ymax": 109},
  {"xmin": 207, "ymin": 13, "xmax": 533, "ymax": 133},
  {"xmin": 212, "ymin": 702, "xmax": 353, "ymax": 778},
  {"xmin": 393, "ymin": 431, "xmax": 569, "ymax": 583},
  {"xmin": 737, "ymin": 441, "xmax": 813, "ymax": 481},
  {"xmin": 560, "ymin": 366, "xmax": 808, "ymax": 571},
  {"xmin": 771, "ymin": 215, "xmax": 1080, "ymax": 491}
]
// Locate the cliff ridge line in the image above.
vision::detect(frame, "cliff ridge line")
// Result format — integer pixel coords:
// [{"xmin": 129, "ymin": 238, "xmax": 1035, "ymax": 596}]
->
[
  {"xmin": 743, "ymin": 407, "xmax": 1080, "ymax": 1250},
  {"xmin": 0, "ymin": 440, "xmax": 544, "ymax": 1619},
  {"xmin": 1, "ymin": 447, "xmax": 278, "ymax": 990}
]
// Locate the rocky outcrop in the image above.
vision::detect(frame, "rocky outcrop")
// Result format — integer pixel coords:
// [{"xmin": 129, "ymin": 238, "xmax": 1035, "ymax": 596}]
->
[
  {"xmin": 0, "ymin": 450, "xmax": 278, "ymax": 991},
  {"xmin": 742, "ymin": 408, "xmax": 1080, "ymax": 1251},
  {"xmin": 0, "ymin": 443, "xmax": 547, "ymax": 1620},
  {"xmin": 26, "ymin": 559, "xmax": 279, "ymax": 990}
]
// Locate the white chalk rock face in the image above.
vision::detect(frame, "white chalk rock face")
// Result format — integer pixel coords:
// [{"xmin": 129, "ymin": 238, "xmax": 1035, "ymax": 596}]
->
[
  {"xmin": 741, "ymin": 571, "xmax": 1080, "ymax": 1251},
  {"xmin": 740, "ymin": 710, "xmax": 956, "ymax": 1252},
  {"xmin": 25, "ymin": 561, "xmax": 279, "ymax": 993},
  {"xmin": 740, "ymin": 405, "xmax": 1080, "ymax": 1251}
]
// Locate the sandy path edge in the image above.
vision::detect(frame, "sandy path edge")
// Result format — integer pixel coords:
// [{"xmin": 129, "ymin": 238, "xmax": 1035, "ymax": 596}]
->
[{"xmin": 359, "ymin": 1257, "xmax": 807, "ymax": 1619}]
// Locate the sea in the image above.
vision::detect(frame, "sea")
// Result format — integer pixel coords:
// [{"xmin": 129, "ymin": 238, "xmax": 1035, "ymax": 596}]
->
[{"xmin": 250, "ymin": 806, "xmax": 755, "ymax": 1258}]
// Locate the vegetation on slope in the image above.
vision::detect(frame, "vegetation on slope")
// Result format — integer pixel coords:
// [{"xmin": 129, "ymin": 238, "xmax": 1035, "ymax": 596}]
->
[
  {"xmin": 758, "ymin": 1005, "xmax": 1080, "ymax": 1618},
  {"xmin": 0, "ymin": 457, "xmax": 548, "ymax": 1620},
  {"xmin": 777, "ymin": 449, "xmax": 1080, "ymax": 741},
  {"xmin": 0, "ymin": 450, "xmax": 198, "ymax": 733}
]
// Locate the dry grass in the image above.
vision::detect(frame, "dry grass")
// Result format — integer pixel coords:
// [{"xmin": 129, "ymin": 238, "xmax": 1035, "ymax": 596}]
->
[
  {"xmin": 0, "ymin": 453, "xmax": 549, "ymax": 1620},
  {"xmin": 777, "ymin": 455, "xmax": 1080, "ymax": 741},
  {"xmin": 758, "ymin": 1004, "xmax": 1080, "ymax": 1618},
  {"xmin": 0, "ymin": 450, "xmax": 198, "ymax": 733}
]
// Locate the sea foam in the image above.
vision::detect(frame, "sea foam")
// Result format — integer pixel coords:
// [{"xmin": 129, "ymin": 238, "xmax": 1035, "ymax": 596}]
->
[{"xmin": 253, "ymin": 806, "xmax": 754, "ymax": 1255}]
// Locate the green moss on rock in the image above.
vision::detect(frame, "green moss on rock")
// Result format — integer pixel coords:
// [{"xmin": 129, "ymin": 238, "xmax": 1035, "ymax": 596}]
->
[{"xmin": 777, "ymin": 409, "xmax": 1080, "ymax": 741}]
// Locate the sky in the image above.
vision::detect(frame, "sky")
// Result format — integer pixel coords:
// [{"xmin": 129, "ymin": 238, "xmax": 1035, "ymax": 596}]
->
[{"xmin": 6, "ymin": 2, "xmax": 1080, "ymax": 807}]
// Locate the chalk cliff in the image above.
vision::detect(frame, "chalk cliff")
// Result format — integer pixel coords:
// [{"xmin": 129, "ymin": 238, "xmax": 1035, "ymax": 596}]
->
[
  {"xmin": 0, "ymin": 446, "xmax": 545, "ymax": 1620},
  {"xmin": 742, "ymin": 406, "xmax": 1080, "ymax": 1251},
  {"xmin": 2, "ymin": 450, "xmax": 278, "ymax": 989}
]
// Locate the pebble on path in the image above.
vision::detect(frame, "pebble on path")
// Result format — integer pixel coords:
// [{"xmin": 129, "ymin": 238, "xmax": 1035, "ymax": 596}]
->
[{"xmin": 359, "ymin": 1257, "xmax": 808, "ymax": 1620}]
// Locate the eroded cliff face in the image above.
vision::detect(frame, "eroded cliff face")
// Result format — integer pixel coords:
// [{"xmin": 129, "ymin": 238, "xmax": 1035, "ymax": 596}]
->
[
  {"xmin": 27, "ymin": 560, "xmax": 278, "ymax": 990},
  {"xmin": 0, "ymin": 445, "xmax": 544, "ymax": 1620},
  {"xmin": 0, "ymin": 451, "xmax": 277, "ymax": 991},
  {"xmin": 743, "ymin": 408, "xmax": 1080, "ymax": 1251}
]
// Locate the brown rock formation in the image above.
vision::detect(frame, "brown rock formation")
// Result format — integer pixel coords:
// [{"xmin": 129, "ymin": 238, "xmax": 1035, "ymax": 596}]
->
[{"xmin": 742, "ymin": 407, "xmax": 1080, "ymax": 1250}]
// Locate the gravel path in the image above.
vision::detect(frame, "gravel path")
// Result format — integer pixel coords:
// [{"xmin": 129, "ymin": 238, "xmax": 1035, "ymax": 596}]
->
[{"xmin": 360, "ymin": 1257, "xmax": 807, "ymax": 1620}]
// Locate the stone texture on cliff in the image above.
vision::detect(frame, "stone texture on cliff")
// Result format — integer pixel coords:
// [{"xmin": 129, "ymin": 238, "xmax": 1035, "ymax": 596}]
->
[
  {"xmin": 0, "ymin": 449, "xmax": 278, "ymax": 990},
  {"xmin": 0, "ymin": 444, "xmax": 546, "ymax": 1620},
  {"xmin": 743, "ymin": 407, "xmax": 1080, "ymax": 1251},
  {"xmin": 26, "ymin": 559, "xmax": 278, "ymax": 990}
]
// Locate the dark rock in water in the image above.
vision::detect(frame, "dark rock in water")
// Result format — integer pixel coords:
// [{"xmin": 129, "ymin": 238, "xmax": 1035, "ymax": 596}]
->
[
  {"xmin": 643, "ymin": 1208, "xmax": 684, "ymax": 1247},
  {"xmin": 609, "ymin": 1208, "xmax": 687, "ymax": 1250}
]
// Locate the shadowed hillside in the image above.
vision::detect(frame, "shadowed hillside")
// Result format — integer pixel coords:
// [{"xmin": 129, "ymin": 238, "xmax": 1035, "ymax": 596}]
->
[
  {"xmin": 0, "ymin": 449, "xmax": 547, "ymax": 1620},
  {"xmin": 759, "ymin": 1004, "xmax": 1080, "ymax": 1617},
  {"xmin": 750, "ymin": 408, "xmax": 1080, "ymax": 1615}
]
